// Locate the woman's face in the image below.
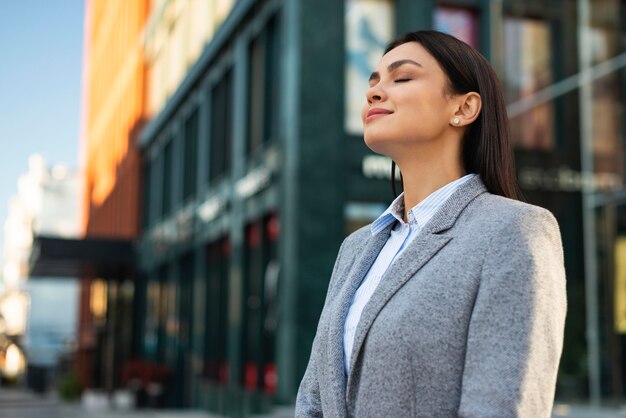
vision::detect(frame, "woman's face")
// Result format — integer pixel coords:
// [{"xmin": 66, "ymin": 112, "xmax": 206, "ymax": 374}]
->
[{"xmin": 362, "ymin": 42, "xmax": 458, "ymax": 157}]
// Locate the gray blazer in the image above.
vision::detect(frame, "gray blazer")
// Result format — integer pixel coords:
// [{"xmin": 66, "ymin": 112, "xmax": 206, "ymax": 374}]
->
[{"xmin": 296, "ymin": 176, "xmax": 567, "ymax": 417}]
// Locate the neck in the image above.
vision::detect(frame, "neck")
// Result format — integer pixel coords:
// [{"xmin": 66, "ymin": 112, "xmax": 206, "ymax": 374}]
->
[{"xmin": 395, "ymin": 145, "xmax": 465, "ymax": 222}]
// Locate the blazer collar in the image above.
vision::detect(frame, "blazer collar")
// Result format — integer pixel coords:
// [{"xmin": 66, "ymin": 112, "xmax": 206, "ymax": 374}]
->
[
  {"xmin": 420, "ymin": 174, "xmax": 487, "ymax": 234},
  {"xmin": 344, "ymin": 175, "xmax": 488, "ymax": 403}
]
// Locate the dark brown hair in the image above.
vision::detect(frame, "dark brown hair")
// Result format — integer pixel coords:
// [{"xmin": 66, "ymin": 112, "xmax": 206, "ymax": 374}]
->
[{"xmin": 387, "ymin": 30, "xmax": 519, "ymax": 200}]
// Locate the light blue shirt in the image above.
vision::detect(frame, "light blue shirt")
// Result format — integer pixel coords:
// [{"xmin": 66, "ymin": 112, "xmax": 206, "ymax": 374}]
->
[{"xmin": 343, "ymin": 173, "xmax": 477, "ymax": 374}]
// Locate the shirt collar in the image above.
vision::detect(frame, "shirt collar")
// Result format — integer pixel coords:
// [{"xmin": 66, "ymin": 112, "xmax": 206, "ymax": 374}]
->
[
  {"xmin": 370, "ymin": 173, "xmax": 477, "ymax": 236},
  {"xmin": 370, "ymin": 193, "xmax": 405, "ymax": 236}
]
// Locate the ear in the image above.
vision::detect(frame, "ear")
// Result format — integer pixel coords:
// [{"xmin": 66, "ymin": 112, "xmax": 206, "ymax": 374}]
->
[{"xmin": 450, "ymin": 92, "xmax": 481, "ymax": 127}]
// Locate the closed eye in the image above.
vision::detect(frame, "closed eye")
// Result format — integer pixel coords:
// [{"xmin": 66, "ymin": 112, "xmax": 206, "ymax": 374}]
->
[{"xmin": 395, "ymin": 78, "xmax": 412, "ymax": 83}]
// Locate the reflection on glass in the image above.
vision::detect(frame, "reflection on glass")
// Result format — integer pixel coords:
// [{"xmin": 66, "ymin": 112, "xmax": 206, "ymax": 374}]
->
[
  {"xmin": 144, "ymin": 280, "xmax": 161, "ymax": 357},
  {"xmin": 205, "ymin": 237, "xmax": 230, "ymax": 385},
  {"xmin": 183, "ymin": 108, "xmax": 199, "ymax": 200},
  {"xmin": 589, "ymin": 26, "xmax": 623, "ymax": 180},
  {"xmin": 504, "ymin": 17, "xmax": 555, "ymax": 151},
  {"xmin": 434, "ymin": 6, "xmax": 478, "ymax": 48},
  {"xmin": 89, "ymin": 279, "xmax": 107, "ymax": 325},
  {"xmin": 209, "ymin": 71, "xmax": 233, "ymax": 182},
  {"xmin": 247, "ymin": 15, "xmax": 281, "ymax": 155},
  {"xmin": 344, "ymin": 0, "xmax": 394, "ymax": 134}
]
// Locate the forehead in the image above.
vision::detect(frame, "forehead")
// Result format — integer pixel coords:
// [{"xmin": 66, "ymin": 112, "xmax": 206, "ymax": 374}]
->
[{"xmin": 376, "ymin": 42, "xmax": 438, "ymax": 71}]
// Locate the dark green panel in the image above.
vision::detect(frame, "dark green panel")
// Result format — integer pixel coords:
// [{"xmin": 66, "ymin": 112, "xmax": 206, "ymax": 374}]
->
[
  {"xmin": 278, "ymin": 0, "xmax": 345, "ymax": 403},
  {"xmin": 226, "ymin": 32, "xmax": 248, "ymax": 413},
  {"xmin": 395, "ymin": 0, "xmax": 434, "ymax": 35},
  {"xmin": 183, "ymin": 109, "xmax": 199, "ymax": 201}
]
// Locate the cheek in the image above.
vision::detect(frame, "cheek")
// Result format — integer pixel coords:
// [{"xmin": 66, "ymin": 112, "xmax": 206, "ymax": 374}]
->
[{"xmin": 401, "ymin": 93, "xmax": 446, "ymax": 123}]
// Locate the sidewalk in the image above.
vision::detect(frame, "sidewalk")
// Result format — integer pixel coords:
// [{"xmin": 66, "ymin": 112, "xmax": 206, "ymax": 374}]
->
[
  {"xmin": 0, "ymin": 389, "xmax": 219, "ymax": 418},
  {"xmin": 5, "ymin": 388, "xmax": 626, "ymax": 418},
  {"xmin": 0, "ymin": 388, "xmax": 294, "ymax": 418}
]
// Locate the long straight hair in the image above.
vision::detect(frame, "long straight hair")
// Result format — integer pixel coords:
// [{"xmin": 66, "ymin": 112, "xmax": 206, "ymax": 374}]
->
[{"xmin": 385, "ymin": 31, "xmax": 519, "ymax": 200}]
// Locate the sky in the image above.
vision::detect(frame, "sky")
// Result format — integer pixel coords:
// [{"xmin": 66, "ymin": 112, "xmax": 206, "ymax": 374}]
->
[{"xmin": 0, "ymin": 1, "xmax": 84, "ymax": 276}]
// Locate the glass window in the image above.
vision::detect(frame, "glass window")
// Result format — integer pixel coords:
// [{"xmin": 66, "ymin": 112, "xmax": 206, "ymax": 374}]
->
[
  {"xmin": 176, "ymin": 251, "xmax": 195, "ymax": 402},
  {"xmin": 504, "ymin": 17, "xmax": 556, "ymax": 151},
  {"xmin": 209, "ymin": 71, "xmax": 233, "ymax": 182},
  {"xmin": 261, "ymin": 213, "xmax": 279, "ymax": 395},
  {"xmin": 157, "ymin": 266, "xmax": 169, "ymax": 364},
  {"xmin": 344, "ymin": 0, "xmax": 394, "ymax": 135},
  {"xmin": 434, "ymin": 6, "xmax": 478, "ymax": 48},
  {"xmin": 241, "ymin": 213, "xmax": 280, "ymax": 393},
  {"xmin": 178, "ymin": 253, "xmax": 194, "ymax": 344},
  {"xmin": 247, "ymin": 15, "xmax": 281, "ymax": 155},
  {"xmin": 242, "ymin": 221, "xmax": 264, "ymax": 391},
  {"xmin": 163, "ymin": 272, "xmax": 178, "ymax": 366},
  {"xmin": 142, "ymin": 159, "xmax": 152, "ymax": 229},
  {"xmin": 183, "ymin": 108, "xmax": 199, "ymax": 200},
  {"xmin": 248, "ymin": 35, "xmax": 264, "ymax": 154},
  {"xmin": 588, "ymin": 26, "xmax": 623, "ymax": 181},
  {"xmin": 144, "ymin": 277, "xmax": 161, "ymax": 360},
  {"xmin": 162, "ymin": 140, "xmax": 173, "ymax": 217},
  {"xmin": 204, "ymin": 237, "xmax": 231, "ymax": 385},
  {"xmin": 587, "ymin": 1, "xmax": 626, "ymax": 401},
  {"xmin": 264, "ymin": 16, "xmax": 280, "ymax": 146}
]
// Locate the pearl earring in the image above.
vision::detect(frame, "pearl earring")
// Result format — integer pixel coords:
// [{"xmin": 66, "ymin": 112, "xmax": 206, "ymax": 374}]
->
[{"xmin": 453, "ymin": 117, "xmax": 460, "ymax": 125}]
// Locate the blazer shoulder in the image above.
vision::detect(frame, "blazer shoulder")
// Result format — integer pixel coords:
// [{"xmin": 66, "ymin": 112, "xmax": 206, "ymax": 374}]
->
[
  {"xmin": 472, "ymin": 193, "xmax": 561, "ymax": 242},
  {"xmin": 331, "ymin": 224, "xmax": 374, "ymax": 270},
  {"xmin": 476, "ymin": 193, "xmax": 557, "ymax": 222}
]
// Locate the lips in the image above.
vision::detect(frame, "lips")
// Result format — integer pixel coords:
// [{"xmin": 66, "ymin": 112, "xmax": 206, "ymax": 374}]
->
[{"xmin": 366, "ymin": 108, "xmax": 393, "ymax": 122}]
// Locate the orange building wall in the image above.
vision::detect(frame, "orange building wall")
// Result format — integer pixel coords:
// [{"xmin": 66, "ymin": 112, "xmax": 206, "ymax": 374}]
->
[
  {"xmin": 77, "ymin": 0, "xmax": 150, "ymax": 388},
  {"xmin": 82, "ymin": 0, "xmax": 149, "ymax": 239}
]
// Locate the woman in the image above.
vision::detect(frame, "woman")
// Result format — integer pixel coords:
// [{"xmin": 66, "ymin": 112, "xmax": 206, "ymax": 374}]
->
[{"xmin": 296, "ymin": 30, "xmax": 566, "ymax": 417}]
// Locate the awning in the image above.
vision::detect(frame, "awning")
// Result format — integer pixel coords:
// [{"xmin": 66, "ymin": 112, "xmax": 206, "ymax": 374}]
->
[{"xmin": 29, "ymin": 235, "xmax": 136, "ymax": 279}]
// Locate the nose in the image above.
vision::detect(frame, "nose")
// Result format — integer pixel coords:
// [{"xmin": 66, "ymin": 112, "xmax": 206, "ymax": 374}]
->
[{"xmin": 366, "ymin": 83, "xmax": 386, "ymax": 105}]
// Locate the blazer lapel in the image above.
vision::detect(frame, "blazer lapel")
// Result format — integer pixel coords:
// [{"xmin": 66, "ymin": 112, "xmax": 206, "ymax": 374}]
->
[
  {"xmin": 326, "ymin": 224, "xmax": 393, "ymax": 417},
  {"xmin": 345, "ymin": 176, "xmax": 488, "ymax": 395}
]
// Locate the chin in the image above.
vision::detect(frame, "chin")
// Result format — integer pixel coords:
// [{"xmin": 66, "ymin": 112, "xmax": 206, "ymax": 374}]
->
[{"xmin": 363, "ymin": 133, "xmax": 395, "ymax": 157}]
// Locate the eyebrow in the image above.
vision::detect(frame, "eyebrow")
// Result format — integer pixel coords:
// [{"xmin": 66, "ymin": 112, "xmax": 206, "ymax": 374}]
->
[{"xmin": 369, "ymin": 59, "xmax": 423, "ymax": 82}]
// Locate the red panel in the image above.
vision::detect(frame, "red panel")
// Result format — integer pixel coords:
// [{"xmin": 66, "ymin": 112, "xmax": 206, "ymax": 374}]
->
[
  {"xmin": 266, "ymin": 214, "xmax": 280, "ymax": 241},
  {"xmin": 263, "ymin": 363, "xmax": 277, "ymax": 394},
  {"xmin": 218, "ymin": 362, "xmax": 229, "ymax": 385},
  {"xmin": 247, "ymin": 224, "xmax": 261, "ymax": 248},
  {"xmin": 244, "ymin": 362, "xmax": 258, "ymax": 390}
]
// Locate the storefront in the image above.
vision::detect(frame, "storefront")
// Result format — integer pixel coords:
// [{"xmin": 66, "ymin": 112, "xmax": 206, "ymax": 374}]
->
[
  {"xmin": 29, "ymin": 236, "xmax": 136, "ymax": 391},
  {"xmin": 138, "ymin": 0, "xmax": 301, "ymax": 413}
]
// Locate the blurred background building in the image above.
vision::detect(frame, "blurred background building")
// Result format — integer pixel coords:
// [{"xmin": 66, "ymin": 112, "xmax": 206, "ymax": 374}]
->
[
  {"xmin": 23, "ymin": 0, "xmax": 626, "ymax": 415},
  {"xmin": 1, "ymin": 154, "xmax": 80, "ymax": 390}
]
